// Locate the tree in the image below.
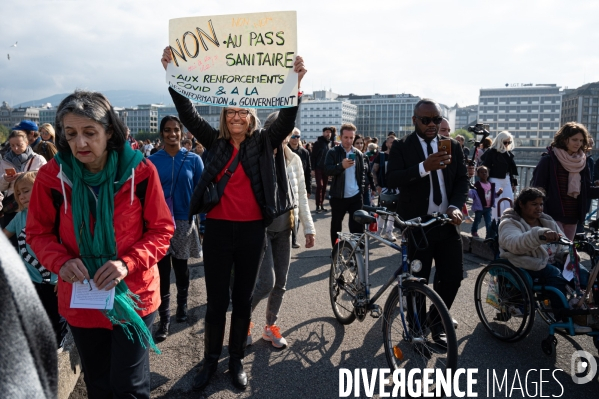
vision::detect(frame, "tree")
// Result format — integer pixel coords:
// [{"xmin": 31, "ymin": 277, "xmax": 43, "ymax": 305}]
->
[
  {"xmin": 451, "ymin": 128, "xmax": 474, "ymax": 143},
  {"xmin": 0, "ymin": 124, "xmax": 9, "ymax": 143}
]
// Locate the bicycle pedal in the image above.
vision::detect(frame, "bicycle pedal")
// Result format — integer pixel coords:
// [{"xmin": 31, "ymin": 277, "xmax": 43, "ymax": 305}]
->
[{"xmin": 370, "ymin": 305, "xmax": 382, "ymax": 318}]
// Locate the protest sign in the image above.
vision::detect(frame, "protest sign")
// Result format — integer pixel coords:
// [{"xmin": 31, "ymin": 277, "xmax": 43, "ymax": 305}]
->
[{"xmin": 167, "ymin": 11, "xmax": 298, "ymax": 108}]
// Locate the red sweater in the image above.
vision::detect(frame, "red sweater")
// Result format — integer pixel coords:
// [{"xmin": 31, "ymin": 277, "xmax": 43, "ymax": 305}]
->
[{"xmin": 208, "ymin": 146, "xmax": 262, "ymax": 221}]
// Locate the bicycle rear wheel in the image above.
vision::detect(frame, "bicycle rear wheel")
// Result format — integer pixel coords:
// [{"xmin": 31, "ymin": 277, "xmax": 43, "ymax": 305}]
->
[
  {"xmin": 382, "ymin": 281, "xmax": 457, "ymax": 388},
  {"xmin": 329, "ymin": 239, "xmax": 360, "ymax": 325},
  {"xmin": 474, "ymin": 262, "xmax": 534, "ymax": 342}
]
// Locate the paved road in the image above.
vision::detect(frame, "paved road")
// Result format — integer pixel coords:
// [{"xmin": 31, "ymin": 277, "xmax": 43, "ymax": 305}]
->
[{"xmin": 71, "ymin": 199, "xmax": 599, "ymax": 398}]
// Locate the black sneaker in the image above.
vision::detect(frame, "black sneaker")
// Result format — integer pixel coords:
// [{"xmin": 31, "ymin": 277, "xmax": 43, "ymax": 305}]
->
[
  {"xmin": 315, "ymin": 207, "xmax": 322, "ymax": 213},
  {"xmin": 321, "ymin": 207, "xmax": 329, "ymax": 212}
]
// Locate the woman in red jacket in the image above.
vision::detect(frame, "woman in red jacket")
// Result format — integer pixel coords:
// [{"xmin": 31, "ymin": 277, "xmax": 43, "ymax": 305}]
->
[{"xmin": 27, "ymin": 90, "xmax": 174, "ymax": 399}]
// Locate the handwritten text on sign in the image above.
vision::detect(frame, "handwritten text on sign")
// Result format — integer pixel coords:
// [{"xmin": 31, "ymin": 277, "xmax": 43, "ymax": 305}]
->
[{"xmin": 167, "ymin": 12, "xmax": 298, "ymax": 108}]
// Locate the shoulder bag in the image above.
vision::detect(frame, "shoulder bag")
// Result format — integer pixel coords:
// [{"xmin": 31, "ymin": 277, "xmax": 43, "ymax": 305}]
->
[{"xmin": 196, "ymin": 152, "xmax": 240, "ymax": 214}]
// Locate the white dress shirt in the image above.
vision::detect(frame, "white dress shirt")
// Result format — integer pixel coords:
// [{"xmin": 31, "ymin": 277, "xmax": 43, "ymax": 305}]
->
[{"xmin": 416, "ymin": 136, "xmax": 454, "ymax": 214}]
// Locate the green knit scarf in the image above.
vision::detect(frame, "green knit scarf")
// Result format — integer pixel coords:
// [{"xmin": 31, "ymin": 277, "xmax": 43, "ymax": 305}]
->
[{"xmin": 56, "ymin": 146, "xmax": 159, "ymax": 353}]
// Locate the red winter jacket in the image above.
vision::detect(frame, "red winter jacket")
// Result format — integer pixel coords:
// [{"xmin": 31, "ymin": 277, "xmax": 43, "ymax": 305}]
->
[{"xmin": 27, "ymin": 158, "xmax": 174, "ymax": 329}]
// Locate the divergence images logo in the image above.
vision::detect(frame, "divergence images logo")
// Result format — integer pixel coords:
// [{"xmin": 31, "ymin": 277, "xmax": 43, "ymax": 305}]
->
[{"xmin": 570, "ymin": 350, "xmax": 597, "ymax": 384}]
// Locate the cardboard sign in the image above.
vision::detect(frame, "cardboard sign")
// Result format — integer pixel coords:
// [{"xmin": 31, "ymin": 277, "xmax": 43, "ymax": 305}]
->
[{"xmin": 167, "ymin": 11, "xmax": 298, "ymax": 108}]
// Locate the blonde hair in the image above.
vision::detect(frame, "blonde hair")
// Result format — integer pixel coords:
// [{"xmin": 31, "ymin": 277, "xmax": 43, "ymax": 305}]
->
[
  {"xmin": 39, "ymin": 123, "xmax": 56, "ymax": 141},
  {"xmin": 14, "ymin": 171, "xmax": 38, "ymax": 211},
  {"xmin": 491, "ymin": 131, "xmax": 515, "ymax": 153},
  {"xmin": 217, "ymin": 108, "xmax": 259, "ymax": 140}
]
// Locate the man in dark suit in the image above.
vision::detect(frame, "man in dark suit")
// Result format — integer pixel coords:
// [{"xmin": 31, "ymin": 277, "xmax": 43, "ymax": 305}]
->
[{"xmin": 386, "ymin": 99, "xmax": 469, "ymax": 345}]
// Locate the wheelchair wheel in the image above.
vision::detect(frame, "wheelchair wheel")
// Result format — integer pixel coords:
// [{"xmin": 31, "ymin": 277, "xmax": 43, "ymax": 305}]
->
[{"xmin": 474, "ymin": 262, "xmax": 535, "ymax": 342}]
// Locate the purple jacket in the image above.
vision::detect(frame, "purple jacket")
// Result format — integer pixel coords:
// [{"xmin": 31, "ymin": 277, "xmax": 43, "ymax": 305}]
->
[
  {"xmin": 531, "ymin": 147, "xmax": 599, "ymax": 223},
  {"xmin": 468, "ymin": 181, "xmax": 499, "ymax": 211}
]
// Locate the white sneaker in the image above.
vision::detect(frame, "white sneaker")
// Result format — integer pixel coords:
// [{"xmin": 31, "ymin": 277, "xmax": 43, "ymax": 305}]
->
[
  {"xmin": 262, "ymin": 325, "xmax": 288, "ymax": 348},
  {"xmin": 382, "ymin": 233, "xmax": 397, "ymax": 242}
]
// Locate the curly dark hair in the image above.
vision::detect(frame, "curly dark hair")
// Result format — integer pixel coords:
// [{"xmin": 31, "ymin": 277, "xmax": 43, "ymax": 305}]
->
[
  {"xmin": 551, "ymin": 122, "xmax": 590, "ymax": 152},
  {"xmin": 514, "ymin": 187, "xmax": 546, "ymax": 216}
]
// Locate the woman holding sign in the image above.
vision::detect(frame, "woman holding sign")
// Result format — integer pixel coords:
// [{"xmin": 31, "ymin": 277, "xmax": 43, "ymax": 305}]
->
[
  {"xmin": 161, "ymin": 46, "xmax": 307, "ymax": 391},
  {"xmin": 27, "ymin": 90, "xmax": 174, "ymax": 399}
]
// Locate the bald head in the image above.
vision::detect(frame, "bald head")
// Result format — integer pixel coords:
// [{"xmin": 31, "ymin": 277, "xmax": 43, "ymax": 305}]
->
[{"xmin": 439, "ymin": 118, "xmax": 450, "ymax": 137}]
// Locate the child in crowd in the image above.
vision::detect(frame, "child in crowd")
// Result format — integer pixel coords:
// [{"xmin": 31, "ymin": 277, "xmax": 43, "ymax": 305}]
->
[
  {"xmin": 469, "ymin": 166, "xmax": 503, "ymax": 238},
  {"xmin": 3, "ymin": 171, "xmax": 68, "ymax": 350}
]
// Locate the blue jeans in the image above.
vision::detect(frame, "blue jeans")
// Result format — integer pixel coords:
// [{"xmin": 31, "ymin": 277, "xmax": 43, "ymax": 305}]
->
[{"xmin": 472, "ymin": 207, "xmax": 492, "ymax": 238}]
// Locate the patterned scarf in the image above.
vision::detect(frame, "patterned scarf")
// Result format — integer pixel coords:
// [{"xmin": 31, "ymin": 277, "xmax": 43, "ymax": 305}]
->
[
  {"xmin": 553, "ymin": 147, "xmax": 586, "ymax": 198},
  {"xmin": 55, "ymin": 146, "xmax": 159, "ymax": 353}
]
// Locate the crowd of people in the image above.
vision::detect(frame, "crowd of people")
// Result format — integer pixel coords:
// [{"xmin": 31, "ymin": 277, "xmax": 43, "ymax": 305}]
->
[{"xmin": 2, "ymin": 53, "xmax": 599, "ymax": 398}]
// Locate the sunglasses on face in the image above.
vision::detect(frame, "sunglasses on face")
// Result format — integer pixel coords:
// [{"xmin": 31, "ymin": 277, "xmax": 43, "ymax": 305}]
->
[
  {"xmin": 291, "ymin": 135, "xmax": 301, "ymax": 139},
  {"xmin": 226, "ymin": 109, "xmax": 249, "ymax": 118},
  {"xmin": 415, "ymin": 116, "xmax": 443, "ymax": 125},
  {"xmin": 504, "ymin": 141, "xmax": 512, "ymax": 145}
]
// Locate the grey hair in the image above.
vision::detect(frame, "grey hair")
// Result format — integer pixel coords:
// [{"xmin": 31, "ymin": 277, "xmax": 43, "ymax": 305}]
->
[{"xmin": 55, "ymin": 90, "xmax": 126, "ymax": 154}]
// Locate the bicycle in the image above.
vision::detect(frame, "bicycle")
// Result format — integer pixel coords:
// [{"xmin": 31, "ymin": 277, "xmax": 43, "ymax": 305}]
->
[{"xmin": 329, "ymin": 206, "xmax": 458, "ymax": 378}]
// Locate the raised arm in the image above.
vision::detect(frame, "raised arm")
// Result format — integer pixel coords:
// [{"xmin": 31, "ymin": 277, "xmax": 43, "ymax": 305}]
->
[{"xmin": 162, "ymin": 46, "xmax": 219, "ymax": 149}]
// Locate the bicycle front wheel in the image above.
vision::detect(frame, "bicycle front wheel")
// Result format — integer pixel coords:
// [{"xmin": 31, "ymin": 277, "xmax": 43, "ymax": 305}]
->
[
  {"xmin": 329, "ymin": 239, "xmax": 360, "ymax": 325},
  {"xmin": 383, "ymin": 281, "xmax": 458, "ymax": 382}
]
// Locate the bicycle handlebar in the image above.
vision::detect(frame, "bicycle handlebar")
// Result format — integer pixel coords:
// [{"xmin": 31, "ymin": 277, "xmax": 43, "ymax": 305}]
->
[
  {"xmin": 539, "ymin": 235, "xmax": 572, "ymax": 246},
  {"xmin": 363, "ymin": 206, "xmax": 452, "ymax": 229}
]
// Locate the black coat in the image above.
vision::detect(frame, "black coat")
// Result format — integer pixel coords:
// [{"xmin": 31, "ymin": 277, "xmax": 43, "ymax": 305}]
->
[
  {"xmin": 169, "ymin": 88, "xmax": 298, "ymax": 226},
  {"xmin": 311, "ymin": 136, "xmax": 332, "ymax": 171},
  {"xmin": 288, "ymin": 144, "xmax": 312, "ymax": 194},
  {"xmin": 324, "ymin": 146, "xmax": 366, "ymax": 199},
  {"xmin": 481, "ymin": 148, "xmax": 518, "ymax": 179},
  {"xmin": 386, "ymin": 132, "xmax": 469, "ymax": 221}
]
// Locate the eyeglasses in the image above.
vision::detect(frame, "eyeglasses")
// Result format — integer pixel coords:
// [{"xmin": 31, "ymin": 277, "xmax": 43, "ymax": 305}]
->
[
  {"xmin": 503, "ymin": 141, "xmax": 512, "ymax": 145},
  {"xmin": 414, "ymin": 116, "xmax": 443, "ymax": 125},
  {"xmin": 225, "ymin": 109, "xmax": 249, "ymax": 118},
  {"xmin": 291, "ymin": 135, "xmax": 301, "ymax": 139}
]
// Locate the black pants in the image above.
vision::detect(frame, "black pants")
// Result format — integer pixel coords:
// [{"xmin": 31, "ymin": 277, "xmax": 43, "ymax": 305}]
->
[
  {"xmin": 157, "ymin": 254, "xmax": 189, "ymax": 321},
  {"xmin": 203, "ymin": 219, "xmax": 266, "ymax": 324},
  {"xmin": 408, "ymin": 222, "xmax": 464, "ymax": 311},
  {"xmin": 33, "ymin": 282, "xmax": 68, "ymax": 349},
  {"xmin": 329, "ymin": 194, "xmax": 363, "ymax": 247},
  {"xmin": 70, "ymin": 311, "xmax": 156, "ymax": 399}
]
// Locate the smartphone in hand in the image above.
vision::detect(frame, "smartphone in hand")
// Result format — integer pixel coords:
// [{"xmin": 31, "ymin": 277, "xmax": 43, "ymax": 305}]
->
[
  {"xmin": 5, "ymin": 168, "xmax": 16, "ymax": 176},
  {"xmin": 347, "ymin": 153, "xmax": 355, "ymax": 161},
  {"xmin": 438, "ymin": 139, "xmax": 452, "ymax": 164}
]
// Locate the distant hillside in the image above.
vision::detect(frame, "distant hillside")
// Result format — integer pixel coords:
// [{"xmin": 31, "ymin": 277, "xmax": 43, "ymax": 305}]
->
[{"xmin": 16, "ymin": 90, "xmax": 173, "ymax": 108}]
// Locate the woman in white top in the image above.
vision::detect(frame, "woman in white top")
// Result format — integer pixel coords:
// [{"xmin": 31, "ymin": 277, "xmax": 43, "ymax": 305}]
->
[{"xmin": 249, "ymin": 112, "xmax": 316, "ymax": 349}]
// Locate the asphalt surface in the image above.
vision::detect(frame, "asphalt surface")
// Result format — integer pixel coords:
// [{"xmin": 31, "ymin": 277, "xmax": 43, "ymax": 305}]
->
[{"xmin": 70, "ymin": 199, "xmax": 599, "ymax": 398}]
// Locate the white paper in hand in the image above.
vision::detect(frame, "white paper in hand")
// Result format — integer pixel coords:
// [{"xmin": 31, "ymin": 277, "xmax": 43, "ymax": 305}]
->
[
  {"xmin": 70, "ymin": 279, "xmax": 115, "ymax": 310},
  {"xmin": 562, "ymin": 254, "xmax": 574, "ymax": 281}
]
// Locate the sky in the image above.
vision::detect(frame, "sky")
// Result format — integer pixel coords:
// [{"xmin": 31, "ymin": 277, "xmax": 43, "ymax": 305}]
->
[{"xmin": 1, "ymin": 0, "xmax": 598, "ymax": 107}]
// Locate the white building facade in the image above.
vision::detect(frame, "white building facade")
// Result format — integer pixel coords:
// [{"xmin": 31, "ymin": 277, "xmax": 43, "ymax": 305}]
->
[
  {"xmin": 478, "ymin": 84, "xmax": 562, "ymax": 147},
  {"xmin": 299, "ymin": 99, "xmax": 357, "ymax": 141}
]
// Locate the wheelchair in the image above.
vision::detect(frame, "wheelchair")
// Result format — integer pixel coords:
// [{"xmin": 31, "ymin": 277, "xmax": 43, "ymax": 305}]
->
[{"xmin": 474, "ymin": 235, "xmax": 599, "ymax": 356}]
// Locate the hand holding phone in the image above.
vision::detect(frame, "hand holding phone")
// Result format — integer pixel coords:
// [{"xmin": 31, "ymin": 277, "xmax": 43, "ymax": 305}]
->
[
  {"xmin": 438, "ymin": 139, "xmax": 452, "ymax": 164},
  {"xmin": 347, "ymin": 153, "xmax": 355, "ymax": 161},
  {"xmin": 5, "ymin": 168, "xmax": 16, "ymax": 177}
]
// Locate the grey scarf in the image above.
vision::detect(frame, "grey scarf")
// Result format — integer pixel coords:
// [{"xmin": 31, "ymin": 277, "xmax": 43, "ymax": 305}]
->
[{"xmin": 5, "ymin": 146, "xmax": 34, "ymax": 172}]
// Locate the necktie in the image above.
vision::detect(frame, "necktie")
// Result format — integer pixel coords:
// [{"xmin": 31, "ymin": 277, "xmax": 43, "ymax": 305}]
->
[{"xmin": 426, "ymin": 140, "xmax": 442, "ymax": 206}]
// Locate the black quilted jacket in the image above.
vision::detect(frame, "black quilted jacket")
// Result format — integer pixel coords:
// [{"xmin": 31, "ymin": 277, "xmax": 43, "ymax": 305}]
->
[{"xmin": 168, "ymin": 88, "xmax": 298, "ymax": 226}]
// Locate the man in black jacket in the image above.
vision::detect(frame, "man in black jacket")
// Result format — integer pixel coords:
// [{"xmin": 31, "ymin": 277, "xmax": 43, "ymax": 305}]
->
[
  {"xmin": 325, "ymin": 123, "xmax": 366, "ymax": 247},
  {"xmin": 311, "ymin": 127, "xmax": 335, "ymax": 212},
  {"xmin": 288, "ymin": 128, "xmax": 311, "ymax": 248},
  {"xmin": 386, "ymin": 99, "xmax": 468, "ymax": 340}
]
